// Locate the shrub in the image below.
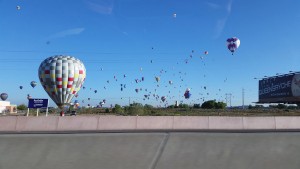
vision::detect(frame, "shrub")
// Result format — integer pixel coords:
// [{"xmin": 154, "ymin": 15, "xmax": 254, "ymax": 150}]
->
[{"xmin": 277, "ymin": 104, "xmax": 287, "ymax": 109}]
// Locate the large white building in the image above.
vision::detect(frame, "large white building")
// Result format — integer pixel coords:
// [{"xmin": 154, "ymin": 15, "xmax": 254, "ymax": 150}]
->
[{"xmin": 0, "ymin": 101, "xmax": 17, "ymax": 114}]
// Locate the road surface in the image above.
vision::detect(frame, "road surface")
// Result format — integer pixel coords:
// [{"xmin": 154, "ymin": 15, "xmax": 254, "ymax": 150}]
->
[{"xmin": 0, "ymin": 132, "xmax": 300, "ymax": 169}]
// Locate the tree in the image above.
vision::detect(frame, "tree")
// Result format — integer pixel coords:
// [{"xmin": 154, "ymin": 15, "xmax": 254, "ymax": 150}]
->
[
  {"xmin": 201, "ymin": 100, "xmax": 215, "ymax": 109},
  {"xmin": 144, "ymin": 104, "xmax": 154, "ymax": 109},
  {"xmin": 201, "ymin": 100, "xmax": 226, "ymax": 109},
  {"xmin": 179, "ymin": 103, "xmax": 189, "ymax": 108},
  {"xmin": 112, "ymin": 104, "xmax": 123, "ymax": 113},
  {"xmin": 215, "ymin": 102, "xmax": 226, "ymax": 109},
  {"xmin": 193, "ymin": 104, "xmax": 201, "ymax": 108},
  {"xmin": 17, "ymin": 104, "xmax": 27, "ymax": 110}
]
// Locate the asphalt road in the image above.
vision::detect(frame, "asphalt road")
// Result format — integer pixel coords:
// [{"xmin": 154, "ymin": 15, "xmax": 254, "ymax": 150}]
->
[{"xmin": 1, "ymin": 132, "xmax": 300, "ymax": 169}]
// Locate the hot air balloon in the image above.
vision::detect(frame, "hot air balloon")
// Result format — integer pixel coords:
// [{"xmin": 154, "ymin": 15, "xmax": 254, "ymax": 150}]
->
[
  {"xmin": 94, "ymin": 90, "xmax": 97, "ymax": 93},
  {"xmin": 30, "ymin": 81, "xmax": 37, "ymax": 88},
  {"xmin": 19, "ymin": 86, "xmax": 23, "ymax": 89},
  {"xmin": 155, "ymin": 76, "xmax": 160, "ymax": 82},
  {"xmin": 184, "ymin": 88, "xmax": 191, "ymax": 99},
  {"xmin": 88, "ymin": 98, "xmax": 90, "ymax": 100},
  {"xmin": 169, "ymin": 80, "xmax": 173, "ymax": 85},
  {"xmin": 27, "ymin": 94, "xmax": 32, "ymax": 100},
  {"xmin": 226, "ymin": 37, "xmax": 240, "ymax": 55},
  {"xmin": 204, "ymin": 51, "xmax": 208, "ymax": 55},
  {"xmin": 83, "ymin": 86, "xmax": 86, "ymax": 89},
  {"xmin": 161, "ymin": 96, "xmax": 166, "ymax": 102},
  {"xmin": 142, "ymin": 77, "xmax": 145, "ymax": 81},
  {"xmin": 38, "ymin": 55, "xmax": 86, "ymax": 109},
  {"xmin": 0, "ymin": 93, "xmax": 8, "ymax": 101},
  {"xmin": 135, "ymin": 88, "xmax": 139, "ymax": 93},
  {"xmin": 99, "ymin": 101, "xmax": 104, "ymax": 107},
  {"xmin": 16, "ymin": 6, "xmax": 21, "ymax": 10}
]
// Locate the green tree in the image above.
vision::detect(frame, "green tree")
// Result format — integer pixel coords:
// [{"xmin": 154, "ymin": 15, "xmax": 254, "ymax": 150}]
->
[
  {"xmin": 17, "ymin": 104, "xmax": 27, "ymax": 110},
  {"xmin": 201, "ymin": 100, "xmax": 215, "ymax": 109},
  {"xmin": 215, "ymin": 102, "xmax": 226, "ymax": 109},
  {"xmin": 193, "ymin": 104, "xmax": 201, "ymax": 109},
  {"xmin": 112, "ymin": 104, "xmax": 123, "ymax": 113},
  {"xmin": 179, "ymin": 104, "xmax": 189, "ymax": 109}
]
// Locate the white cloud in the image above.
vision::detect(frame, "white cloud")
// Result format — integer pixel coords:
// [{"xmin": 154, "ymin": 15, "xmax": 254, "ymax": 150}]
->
[
  {"xmin": 213, "ymin": 0, "xmax": 233, "ymax": 39},
  {"xmin": 86, "ymin": 0, "xmax": 113, "ymax": 15},
  {"xmin": 226, "ymin": 0, "xmax": 233, "ymax": 13},
  {"xmin": 49, "ymin": 28, "xmax": 85, "ymax": 39},
  {"xmin": 206, "ymin": 2, "xmax": 220, "ymax": 9}
]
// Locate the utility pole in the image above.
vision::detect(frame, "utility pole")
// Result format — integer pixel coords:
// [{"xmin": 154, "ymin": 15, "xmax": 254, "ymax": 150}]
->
[
  {"xmin": 129, "ymin": 97, "xmax": 131, "ymax": 106},
  {"xmin": 225, "ymin": 93, "xmax": 232, "ymax": 107},
  {"xmin": 242, "ymin": 88, "xmax": 245, "ymax": 109}
]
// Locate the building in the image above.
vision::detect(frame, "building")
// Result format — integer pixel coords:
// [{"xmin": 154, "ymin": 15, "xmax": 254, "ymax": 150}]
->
[{"xmin": 0, "ymin": 101, "xmax": 17, "ymax": 114}]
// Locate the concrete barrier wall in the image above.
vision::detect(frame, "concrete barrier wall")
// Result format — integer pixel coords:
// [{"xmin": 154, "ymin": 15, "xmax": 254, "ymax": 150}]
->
[
  {"xmin": 0, "ymin": 116, "xmax": 17, "ymax": 131},
  {"xmin": 137, "ymin": 116, "xmax": 173, "ymax": 129},
  {"xmin": 275, "ymin": 116, "xmax": 300, "ymax": 129},
  {"xmin": 98, "ymin": 116, "xmax": 137, "ymax": 130},
  {"xmin": 16, "ymin": 116, "xmax": 58, "ymax": 131},
  {"xmin": 209, "ymin": 116, "xmax": 243, "ymax": 129},
  {"xmin": 173, "ymin": 116, "xmax": 209, "ymax": 129},
  {"xmin": 57, "ymin": 116, "xmax": 98, "ymax": 131},
  {"xmin": 2, "ymin": 116, "xmax": 300, "ymax": 132},
  {"xmin": 243, "ymin": 117, "xmax": 276, "ymax": 129}
]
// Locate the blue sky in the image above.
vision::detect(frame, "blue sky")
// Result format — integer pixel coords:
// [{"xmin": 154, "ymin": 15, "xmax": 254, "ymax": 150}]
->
[{"xmin": 1, "ymin": 0, "xmax": 300, "ymax": 107}]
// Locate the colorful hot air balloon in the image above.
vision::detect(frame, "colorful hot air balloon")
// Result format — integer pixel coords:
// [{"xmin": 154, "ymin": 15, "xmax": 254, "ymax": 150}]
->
[
  {"xmin": 0, "ymin": 93, "xmax": 8, "ymax": 101},
  {"xmin": 19, "ymin": 86, "xmax": 23, "ymax": 89},
  {"xmin": 204, "ymin": 51, "xmax": 208, "ymax": 55},
  {"xmin": 184, "ymin": 88, "xmax": 191, "ymax": 99},
  {"xmin": 226, "ymin": 37, "xmax": 240, "ymax": 55},
  {"xmin": 30, "ymin": 81, "xmax": 37, "ymax": 88},
  {"xmin": 38, "ymin": 55, "xmax": 86, "ymax": 109}
]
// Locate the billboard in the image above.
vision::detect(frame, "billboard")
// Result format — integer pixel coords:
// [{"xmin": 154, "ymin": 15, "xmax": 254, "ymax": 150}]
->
[
  {"xmin": 28, "ymin": 99, "xmax": 48, "ymax": 108},
  {"xmin": 258, "ymin": 73, "xmax": 300, "ymax": 103}
]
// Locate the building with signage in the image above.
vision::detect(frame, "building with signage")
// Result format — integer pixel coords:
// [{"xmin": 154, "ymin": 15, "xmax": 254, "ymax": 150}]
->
[{"xmin": 0, "ymin": 101, "xmax": 17, "ymax": 114}]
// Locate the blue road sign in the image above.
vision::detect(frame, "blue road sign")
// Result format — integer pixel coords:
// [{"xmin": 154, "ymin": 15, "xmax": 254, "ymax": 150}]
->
[{"xmin": 28, "ymin": 99, "xmax": 48, "ymax": 108}]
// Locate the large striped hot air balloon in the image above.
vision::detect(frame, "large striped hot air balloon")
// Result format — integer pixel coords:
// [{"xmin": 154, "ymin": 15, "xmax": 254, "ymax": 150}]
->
[
  {"xmin": 38, "ymin": 55, "xmax": 86, "ymax": 109},
  {"xmin": 226, "ymin": 37, "xmax": 240, "ymax": 55}
]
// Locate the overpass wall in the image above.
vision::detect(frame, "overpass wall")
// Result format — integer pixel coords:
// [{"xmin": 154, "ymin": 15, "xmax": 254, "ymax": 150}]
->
[{"xmin": 1, "ymin": 116, "xmax": 300, "ymax": 132}]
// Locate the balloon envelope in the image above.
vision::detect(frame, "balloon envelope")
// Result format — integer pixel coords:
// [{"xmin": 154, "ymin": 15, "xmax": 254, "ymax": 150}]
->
[
  {"xmin": 30, "ymin": 81, "xmax": 37, "ymax": 88},
  {"xmin": 226, "ymin": 37, "xmax": 240, "ymax": 54},
  {"xmin": 0, "ymin": 93, "xmax": 8, "ymax": 101},
  {"xmin": 38, "ymin": 55, "xmax": 86, "ymax": 109}
]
